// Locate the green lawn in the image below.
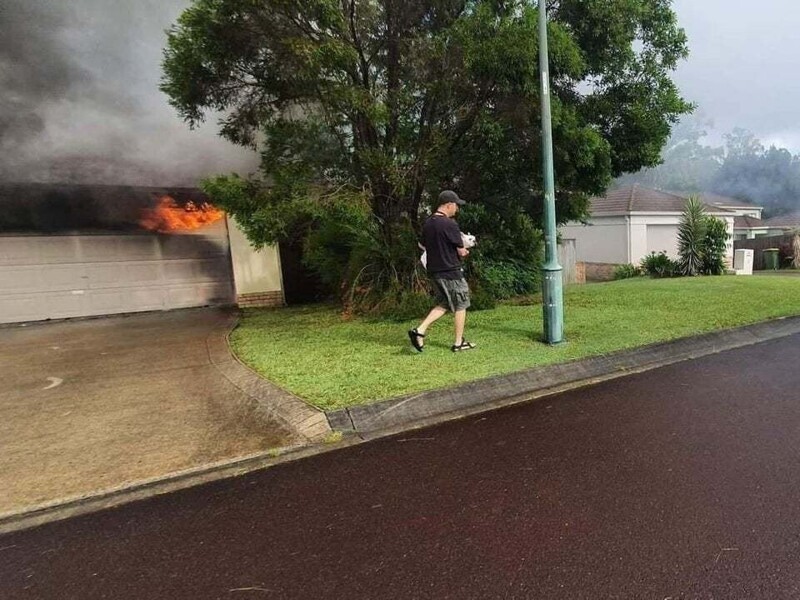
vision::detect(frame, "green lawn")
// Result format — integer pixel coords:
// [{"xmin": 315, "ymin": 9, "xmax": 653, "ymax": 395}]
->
[{"xmin": 231, "ymin": 277, "xmax": 800, "ymax": 410}]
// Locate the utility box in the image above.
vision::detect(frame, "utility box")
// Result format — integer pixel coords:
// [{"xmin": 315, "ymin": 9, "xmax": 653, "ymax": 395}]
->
[{"xmin": 734, "ymin": 249, "xmax": 754, "ymax": 275}]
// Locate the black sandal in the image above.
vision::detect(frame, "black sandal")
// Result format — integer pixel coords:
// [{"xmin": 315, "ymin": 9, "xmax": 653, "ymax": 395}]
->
[
  {"xmin": 408, "ymin": 328, "xmax": 425, "ymax": 352},
  {"xmin": 451, "ymin": 340, "xmax": 476, "ymax": 352}
]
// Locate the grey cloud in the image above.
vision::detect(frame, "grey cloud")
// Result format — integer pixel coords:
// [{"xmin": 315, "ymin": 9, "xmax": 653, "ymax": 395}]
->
[
  {"xmin": 671, "ymin": 0, "xmax": 800, "ymax": 152},
  {"xmin": 0, "ymin": 0, "xmax": 257, "ymax": 186}
]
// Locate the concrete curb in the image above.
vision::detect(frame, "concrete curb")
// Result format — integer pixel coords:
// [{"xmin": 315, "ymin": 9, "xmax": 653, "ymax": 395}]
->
[
  {"xmin": 208, "ymin": 311, "xmax": 332, "ymax": 442},
  {"xmin": 326, "ymin": 316, "xmax": 800, "ymax": 435}
]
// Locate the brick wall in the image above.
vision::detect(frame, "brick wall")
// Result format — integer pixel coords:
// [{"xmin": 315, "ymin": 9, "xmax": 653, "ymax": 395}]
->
[
  {"xmin": 575, "ymin": 262, "xmax": 586, "ymax": 284},
  {"xmin": 583, "ymin": 262, "xmax": 619, "ymax": 282},
  {"xmin": 237, "ymin": 291, "xmax": 285, "ymax": 308}
]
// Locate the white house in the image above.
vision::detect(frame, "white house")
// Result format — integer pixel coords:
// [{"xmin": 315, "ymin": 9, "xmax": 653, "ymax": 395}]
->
[
  {"xmin": 696, "ymin": 192, "xmax": 769, "ymax": 241},
  {"xmin": 561, "ymin": 185, "xmax": 737, "ymax": 269}
]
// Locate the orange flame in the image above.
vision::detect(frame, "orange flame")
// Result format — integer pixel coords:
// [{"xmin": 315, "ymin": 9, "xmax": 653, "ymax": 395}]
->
[{"xmin": 139, "ymin": 195, "xmax": 224, "ymax": 232}]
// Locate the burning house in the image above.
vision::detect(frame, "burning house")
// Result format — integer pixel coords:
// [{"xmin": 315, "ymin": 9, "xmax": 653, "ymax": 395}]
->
[{"xmin": 0, "ymin": 183, "xmax": 285, "ymax": 324}]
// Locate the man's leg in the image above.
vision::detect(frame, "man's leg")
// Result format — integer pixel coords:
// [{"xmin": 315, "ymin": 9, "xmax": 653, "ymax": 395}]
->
[
  {"xmin": 409, "ymin": 305, "xmax": 447, "ymax": 351},
  {"xmin": 451, "ymin": 279, "xmax": 475, "ymax": 351},
  {"xmin": 453, "ymin": 308, "xmax": 466, "ymax": 346},
  {"xmin": 418, "ymin": 306, "xmax": 448, "ymax": 336}
]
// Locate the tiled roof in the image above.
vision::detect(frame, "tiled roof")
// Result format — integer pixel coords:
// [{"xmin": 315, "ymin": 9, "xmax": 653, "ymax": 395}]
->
[
  {"xmin": 696, "ymin": 192, "xmax": 762, "ymax": 210},
  {"xmin": 591, "ymin": 185, "xmax": 734, "ymax": 216},
  {"xmin": 762, "ymin": 212, "xmax": 800, "ymax": 229},
  {"xmin": 734, "ymin": 215, "xmax": 766, "ymax": 229}
]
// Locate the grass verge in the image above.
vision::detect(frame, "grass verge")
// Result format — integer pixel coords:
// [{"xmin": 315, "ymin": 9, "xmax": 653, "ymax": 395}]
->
[{"xmin": 231, "ymin": 277, "xmax": 800, "ymax": 410}]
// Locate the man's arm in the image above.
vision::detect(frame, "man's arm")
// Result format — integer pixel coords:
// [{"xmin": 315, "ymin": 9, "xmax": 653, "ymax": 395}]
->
[{"xmin": 447, "ymin": 221, "xmax": 468, "ymax": 258}]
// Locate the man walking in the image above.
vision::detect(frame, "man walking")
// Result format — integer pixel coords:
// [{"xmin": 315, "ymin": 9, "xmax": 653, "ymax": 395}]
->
[{"xmin": 408, "ymin": 190, "xmax": 477, "ymax": 353}]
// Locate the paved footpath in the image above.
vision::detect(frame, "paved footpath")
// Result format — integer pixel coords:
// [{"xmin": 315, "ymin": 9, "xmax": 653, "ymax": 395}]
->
[{"xmin": 3, "ymin": 334, "xmax": 800, "ymax": 599}]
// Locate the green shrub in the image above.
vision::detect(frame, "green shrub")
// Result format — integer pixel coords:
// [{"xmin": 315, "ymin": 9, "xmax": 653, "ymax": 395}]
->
[
  {"xmin": 302, "ymin": 194, "xmax": 373, "ymax": 292},
  {"xmin": 470, "ymin": 258, "xmax": 539, "ymax": 299},
  {"xmin": 702, "ymin": 216, "xmax": 729, "ymax": 275},
  {"xmin": 613, "ymin": 264, "xmax": 641, "ymax": 280},
  {"xmin": 372, "ymin": 289, "xmax": 434, "ymax": 322},
  {"xmin": 467, "ymin": 284, "xmax": 498, "ymax": 311},
  {"xmin": 456, "ymin": 205, "xmax": 543, "ymax": 300},
  {"xmin": 640, "ymin": 251, "xmax": 680, "ymax": 278}
]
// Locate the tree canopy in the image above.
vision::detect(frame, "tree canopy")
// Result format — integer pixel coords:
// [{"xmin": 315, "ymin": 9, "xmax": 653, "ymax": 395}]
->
[{"xmin": 162, "ymin": 0, "xmax": 691, "ymax": 237}]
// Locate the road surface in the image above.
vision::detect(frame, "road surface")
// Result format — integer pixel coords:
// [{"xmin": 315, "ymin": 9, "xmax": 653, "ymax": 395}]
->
[{"xmin": 3, "ymin": 334, "xmax": 800, "ymax": 598}]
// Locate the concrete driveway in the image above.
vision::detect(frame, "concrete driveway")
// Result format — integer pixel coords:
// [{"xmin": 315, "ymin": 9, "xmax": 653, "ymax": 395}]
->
[{"xmin": 0, "ymin": 308, "xmax": 301, "ymax": 517}]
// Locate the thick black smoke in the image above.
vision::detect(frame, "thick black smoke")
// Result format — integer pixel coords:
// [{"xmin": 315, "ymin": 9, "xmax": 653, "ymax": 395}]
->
[{"xmin": 0, "ymin": 0, "xmax": 257, "ymax": 186}]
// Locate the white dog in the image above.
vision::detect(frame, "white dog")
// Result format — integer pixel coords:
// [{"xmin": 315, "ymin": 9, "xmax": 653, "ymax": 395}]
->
[{"xmin": 420, "ymin": 232, "xmax": 476, "ymax": 269}]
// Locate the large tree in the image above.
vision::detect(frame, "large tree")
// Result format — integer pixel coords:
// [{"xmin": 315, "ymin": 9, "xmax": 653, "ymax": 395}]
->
[
  {"xmin": 615, "ymin": 114, "xmax": 724, "ymax": 193},
  {"xmin": 162, "ymin": 0, "xmax": 691, "ymax": 241},
  {"xmin": 712, "ymin": 129, "xmax": 800, "ymax": 217}
]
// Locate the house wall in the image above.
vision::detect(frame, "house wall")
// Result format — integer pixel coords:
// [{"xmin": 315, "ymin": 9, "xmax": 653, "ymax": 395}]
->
[
  {"xmin": 767, "ymin": 227, "xmax": 791, "ymax": 237},
  {"xmin": 227, "ymin": 215, "xmax": 285, "ymax": 307},
  {"xmin": 564, "ymin": 212, "xmax": 736, "ymax": 269},
  {"xmin": 635, "ymin": 214, "xmax": 734, "ymax": 268},
  {"xmin": 734, "ymin": 229, "xmax": 769, "ymax": 240},
  {"xmin": 724, "ymin": 217, "xmax": 735, "ymax": 267},
  {"xmin": 561, "ymin": 217, "xmax": 628, "ymax": 264}
]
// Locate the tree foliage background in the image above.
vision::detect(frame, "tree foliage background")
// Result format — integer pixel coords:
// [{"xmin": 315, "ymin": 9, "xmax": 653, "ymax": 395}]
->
[
  {"xmin": 617, "ymin": 116, "xmax": 800, "ymax": 219},
  {"xmin": 162, "ymin": 0, "xmax": 691, "ymax": 310}
]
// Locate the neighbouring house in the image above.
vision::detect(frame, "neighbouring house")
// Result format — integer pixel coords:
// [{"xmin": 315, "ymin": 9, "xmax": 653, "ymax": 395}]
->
[
  {"xmin": 761, "ymin": 211, "xmax": 800, "ymax": 236},
  {"xmin": 560, "ymin": 185, "xmax": 738, "ymax": 279},
  {"xmin": 695, "ymin": 192, "xmax": 769, "ymax": 241},
  {"xmin": 0, "ymin": 183, "xmax": 285, "ymax": 325}
]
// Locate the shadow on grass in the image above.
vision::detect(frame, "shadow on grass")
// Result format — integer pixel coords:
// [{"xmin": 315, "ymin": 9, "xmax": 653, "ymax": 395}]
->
[{"xmin": 475, "ymin": 322, "xmax": 541, "ymax": 342}]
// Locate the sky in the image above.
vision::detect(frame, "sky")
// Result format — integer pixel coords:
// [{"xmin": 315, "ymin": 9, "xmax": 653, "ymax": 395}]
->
[
  {"xmin": 670, "ymin": 0, "xmax": 800, "ymax": 151},
  {"xmin": 1, "ymin": 0, "xmax": 799, "ymax": 186}
]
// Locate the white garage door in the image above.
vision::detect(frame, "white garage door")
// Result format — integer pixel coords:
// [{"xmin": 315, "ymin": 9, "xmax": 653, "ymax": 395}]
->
[
  {"xmin": 646, "ymin": 224, "xmax": 680, "ymax": 259},
  {"xmin": 0, "ymin": 220, "xmax": 234, "ymax": 324}
]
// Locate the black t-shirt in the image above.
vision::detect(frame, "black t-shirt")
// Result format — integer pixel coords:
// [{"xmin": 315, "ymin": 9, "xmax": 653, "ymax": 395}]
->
[{"xmin": 422, "ymin": 213, "xmax": 464, "ymax": 279}]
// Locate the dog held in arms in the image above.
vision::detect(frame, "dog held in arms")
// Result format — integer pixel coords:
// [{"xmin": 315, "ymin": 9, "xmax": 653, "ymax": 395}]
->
[{"xmin": 419, "ymin": 232, "xmax": 476, "ymax": 270}]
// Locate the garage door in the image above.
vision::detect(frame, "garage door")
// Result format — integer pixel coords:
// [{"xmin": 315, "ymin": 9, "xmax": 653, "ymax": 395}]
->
[
  {"xmin": 646, "ymin": 224, "xmax": 680, "ymax": 258},
  {"xmin": 0, "ymin": 220, "xmax": 234, "ymax": 324}
]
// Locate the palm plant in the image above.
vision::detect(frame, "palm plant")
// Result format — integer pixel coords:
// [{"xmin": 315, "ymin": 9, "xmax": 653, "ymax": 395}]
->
[{"xmin": 677, "ymin": 196, "xmax": 707, "ymax": 276}]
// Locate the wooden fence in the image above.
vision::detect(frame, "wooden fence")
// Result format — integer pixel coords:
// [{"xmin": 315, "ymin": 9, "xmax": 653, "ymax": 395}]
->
[
  {"xmin": 559, "ymin": 239, "xmax": 584, "ymax": 284},
  {"xmin": 733, "ymin": 234, "xmax": 794, "ymax": 270}
]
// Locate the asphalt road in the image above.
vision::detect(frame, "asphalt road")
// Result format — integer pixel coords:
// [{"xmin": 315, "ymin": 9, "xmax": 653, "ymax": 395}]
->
[{"xmin": 3, "ymin": 334, "xmax": 800, "ymax": 599}]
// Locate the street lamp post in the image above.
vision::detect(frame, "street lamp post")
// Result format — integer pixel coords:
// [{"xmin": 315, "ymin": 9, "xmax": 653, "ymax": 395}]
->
[{"xmin": 538, "ymin": 0, "xmax": 564, "ymax": 344}]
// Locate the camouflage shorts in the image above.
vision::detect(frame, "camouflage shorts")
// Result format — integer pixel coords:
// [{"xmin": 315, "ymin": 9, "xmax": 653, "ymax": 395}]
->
[{"xmin": 432, "ymin": 277, "xmax": 471, "ymax": 312}]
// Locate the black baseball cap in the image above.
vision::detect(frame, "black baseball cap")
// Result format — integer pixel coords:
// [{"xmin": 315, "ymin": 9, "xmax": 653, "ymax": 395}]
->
[{"xmin": 439, "ymin": 190, "xmax": 466, "ymax": 206}]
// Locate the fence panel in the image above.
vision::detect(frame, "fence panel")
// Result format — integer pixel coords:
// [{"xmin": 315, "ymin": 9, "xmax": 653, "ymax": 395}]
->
[
  {"xmin": 734, "ymin": 235, "xmax": 793, "ymax": 270},
  {"xmin": 559, "ymin": 239, "xmax": 581, "ymax": 284}
]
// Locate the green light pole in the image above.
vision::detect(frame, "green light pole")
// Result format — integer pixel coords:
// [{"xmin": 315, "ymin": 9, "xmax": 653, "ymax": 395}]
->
[{"xmin": 538, "ymin": 0, "xmax": 564, "ymax": 344}]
